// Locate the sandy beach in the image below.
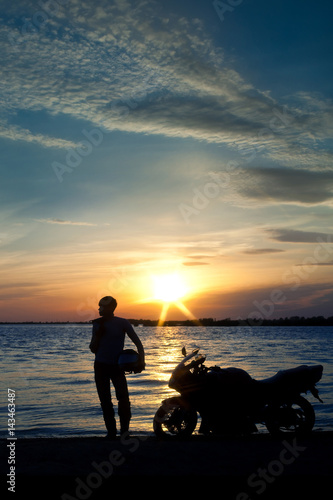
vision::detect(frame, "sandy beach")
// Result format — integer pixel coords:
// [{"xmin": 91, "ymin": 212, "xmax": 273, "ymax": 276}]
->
[{"xmin": 1, "ymin": 431, "xmax": 332, "ymax": 499}]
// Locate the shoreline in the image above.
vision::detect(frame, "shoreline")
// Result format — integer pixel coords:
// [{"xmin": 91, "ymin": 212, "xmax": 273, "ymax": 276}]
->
[
  {"xmin": 1, "ymin": 317, "xmax": 333, "ymax": 326},
  {"xmin": 1, "ymin": 431, "xmax": 333, "ymax": 499}
]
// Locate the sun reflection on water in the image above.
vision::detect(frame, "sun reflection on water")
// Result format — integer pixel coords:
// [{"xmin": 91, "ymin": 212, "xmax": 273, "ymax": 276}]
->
[{"xmin": 2, "ymin": 324, "xmax": 332, "ymax": 437}]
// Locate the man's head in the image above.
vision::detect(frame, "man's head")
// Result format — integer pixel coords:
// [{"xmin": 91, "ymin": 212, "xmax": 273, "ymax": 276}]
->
[{"xmin": 98, "ymin": 296, "xmax": 117, "ymax": 317}]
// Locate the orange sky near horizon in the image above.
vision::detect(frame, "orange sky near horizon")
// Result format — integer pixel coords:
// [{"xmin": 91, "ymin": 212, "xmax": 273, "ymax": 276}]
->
[{"xmin": 1, "ymin": 238, "xmax": 332, "ymax": 323}]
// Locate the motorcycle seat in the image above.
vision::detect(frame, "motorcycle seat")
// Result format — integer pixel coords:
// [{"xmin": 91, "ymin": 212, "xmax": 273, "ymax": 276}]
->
[{"xmin": 258, "ymin": 364, "xmax": 323, "ymax": 387}]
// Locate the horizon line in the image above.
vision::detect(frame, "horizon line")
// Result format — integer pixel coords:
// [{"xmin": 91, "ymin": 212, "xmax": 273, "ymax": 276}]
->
[{"xmin": 0, "ymin": 315, "xmax": 333, "ymax": 326}]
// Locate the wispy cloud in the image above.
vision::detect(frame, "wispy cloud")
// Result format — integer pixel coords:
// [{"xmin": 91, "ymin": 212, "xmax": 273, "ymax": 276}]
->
[
  {"xmin": 231, "ymin": 167, "xmax": 333, "ymax": 206},
  {"xmin": 1, "ymin": 0, "xmax": 332, "ymax": 172},
  {"xmin": 296, "ymin": 260, "xmax": 333, "ymax": 266},
  {"xmin": 35, "ymin": 218, "xmax": 98, "ymax": 226},
  {"xmin": 266, "ymin": 228, "xmax": 333, "ymax": 243},
  {"xmin": 242, "ymin": 248, "xmax": 285, "ymax": 255},
  {"xmin": 0, "ymin": 121, "xmax": 79, "ymax": 149},
  {"xmin": 183, "ymin": 261, "xmax": 210, "ymax": 266}
]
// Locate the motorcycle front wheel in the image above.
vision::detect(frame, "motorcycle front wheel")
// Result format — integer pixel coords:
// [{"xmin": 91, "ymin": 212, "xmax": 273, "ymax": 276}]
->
[
  {"xmin": 153, "ymin": 400, "xmax": 197, "ymax": 439},
  {"xmin": 265, "ymin": 395, "xmax": 315, "ymax": 436}
]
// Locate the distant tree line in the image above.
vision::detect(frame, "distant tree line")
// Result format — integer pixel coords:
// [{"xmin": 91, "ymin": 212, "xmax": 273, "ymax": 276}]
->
[
  {"xmin": 129, "ymin": 316, "xmax": 333, "ymax": 327},
  {"xmin": 1, "ymin": 316, "xmax": 333, "ymax": 326}
]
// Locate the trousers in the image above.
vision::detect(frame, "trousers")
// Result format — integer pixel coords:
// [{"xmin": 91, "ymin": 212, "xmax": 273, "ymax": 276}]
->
[{"xmin": 94, "ymin": 360, "xmax": 131, "ymax": 435}]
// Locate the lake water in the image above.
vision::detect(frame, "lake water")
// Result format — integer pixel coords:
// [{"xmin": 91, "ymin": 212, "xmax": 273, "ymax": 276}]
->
[{"xmin": 1, "ymin": 324, "xmax": 332, "ymax": 438}]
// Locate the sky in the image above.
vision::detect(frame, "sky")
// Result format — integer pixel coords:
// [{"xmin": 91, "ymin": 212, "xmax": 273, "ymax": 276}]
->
[{"xmin": 0, "ymin": 0, "xmax": 333, "ymax": 322}]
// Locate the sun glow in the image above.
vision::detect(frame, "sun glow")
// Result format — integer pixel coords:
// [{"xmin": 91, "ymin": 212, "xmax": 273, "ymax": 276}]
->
[
  {"xmin": 149, "ymin": 272, "xmax": 199, "ymax": 326},
  {"xmin": 152, "ymin": 273, "xmax": 188, "ymax": 303},
  {"xmin": 136, "ymin": 270, "xmax": 200, "ymax": 325}
]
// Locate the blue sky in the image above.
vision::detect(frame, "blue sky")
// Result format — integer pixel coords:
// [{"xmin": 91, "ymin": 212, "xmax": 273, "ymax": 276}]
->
[{"xmin": 1, "ymin": 0, "xmax": 333, "ymax": 321}]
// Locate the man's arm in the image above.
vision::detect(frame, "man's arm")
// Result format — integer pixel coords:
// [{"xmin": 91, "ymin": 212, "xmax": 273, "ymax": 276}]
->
[
  {"xmin": 89, "ymin": 319, "xmax": 102, "ymax": 353},
  {"xmin": 126, "ymin": 323, "xmax": 145, "ymax": 369}
]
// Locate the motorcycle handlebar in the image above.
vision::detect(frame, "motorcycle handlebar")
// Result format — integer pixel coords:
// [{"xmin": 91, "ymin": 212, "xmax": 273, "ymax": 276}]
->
[{"xmin": 187, "ymin": 355, "xmax": 206, "ymax": 369}]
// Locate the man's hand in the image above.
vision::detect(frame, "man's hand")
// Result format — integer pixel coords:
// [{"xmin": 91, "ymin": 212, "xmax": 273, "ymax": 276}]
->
[{"xmin": 134, "ymin": 360, "xmax": 146, "ymax": 373}]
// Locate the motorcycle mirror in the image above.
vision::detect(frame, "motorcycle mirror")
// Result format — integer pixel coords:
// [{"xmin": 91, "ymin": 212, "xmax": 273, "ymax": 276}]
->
[{"xmin": 181, "ymin": 346, "xmax": 187, "ymax": 357}]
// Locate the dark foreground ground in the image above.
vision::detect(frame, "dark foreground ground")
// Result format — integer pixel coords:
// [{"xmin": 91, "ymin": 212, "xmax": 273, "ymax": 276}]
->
[{"xmin": 1, "ymin": 431, "xmax": 332, "ymax": 499}]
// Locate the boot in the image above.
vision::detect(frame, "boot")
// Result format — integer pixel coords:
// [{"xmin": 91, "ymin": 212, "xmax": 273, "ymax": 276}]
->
[
  {"xmin": 102, "ymin": 403, "xmax": 117, "ymax": 438},
  {"xmin": 118, "ymin": 399, "xmax": 131, "ymax": 435}
]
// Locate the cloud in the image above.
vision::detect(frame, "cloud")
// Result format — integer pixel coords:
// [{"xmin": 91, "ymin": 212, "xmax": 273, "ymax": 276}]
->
[
  {"xmin": 35, "ymin": 218, "xmax": 97, "ymax": 226},
  {"xmin": 1, "ymin": 0, "xmax": 332, "ymax": 171},
  {"xmin": 182, "ymin": 261, "xmax": 209, "ymax": 266},
  {"xmin": 296, "ymin": 260, "xmax": 333, "ymax": 266},
  {"xmin": 242, "ymin": 248, "xmax": 285, "ymax": 255},
  {"xmin": 0, "ymin": 121, "xmax": 79, "ymax": 149},
  {"xmin": 266, "ymin": 228, "xmax": 333, "ymax": 243},
  {"xmin": 233, "ymin": 167, "xmax": 333, "ymax": 206}
]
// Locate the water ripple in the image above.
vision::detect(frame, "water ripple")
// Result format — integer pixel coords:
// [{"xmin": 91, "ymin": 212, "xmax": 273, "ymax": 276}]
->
[{"xmin": 1, "ymin": 324, "xmax": 332, "ymax": 437}]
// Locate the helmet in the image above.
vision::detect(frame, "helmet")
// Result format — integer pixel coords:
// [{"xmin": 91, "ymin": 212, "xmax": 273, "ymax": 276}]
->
[{"xmin": 118, "ymin": 349, "xmax": 140, "ymax": 373}]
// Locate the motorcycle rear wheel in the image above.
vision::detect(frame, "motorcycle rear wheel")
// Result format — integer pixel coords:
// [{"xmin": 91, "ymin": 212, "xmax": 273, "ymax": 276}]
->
[
  {"xmin": 153, "ymin": 401, "xmax": 197, "ymax": 439},
  {"xmin": 265, "ymin": 395, "xmax": 315, "ymax": 436}
]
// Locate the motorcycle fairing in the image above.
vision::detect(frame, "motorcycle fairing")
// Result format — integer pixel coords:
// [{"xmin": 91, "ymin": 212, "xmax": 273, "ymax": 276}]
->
[
  {"xmin": 173, "ymin": 349, "xmax": 201, "ymax": 370},
  {"xmin": 169, "ymin": 349, "xmax": 206, "ymax": 392},
  {"xmin": 160, "ymin": 396, "xmax": 192, "ymax": 412}
]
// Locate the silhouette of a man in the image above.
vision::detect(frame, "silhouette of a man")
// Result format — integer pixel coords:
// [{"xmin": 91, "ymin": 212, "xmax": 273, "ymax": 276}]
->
[{"xmin": 90, "ymin": 296, "xmax": 145, "ymax": 438}]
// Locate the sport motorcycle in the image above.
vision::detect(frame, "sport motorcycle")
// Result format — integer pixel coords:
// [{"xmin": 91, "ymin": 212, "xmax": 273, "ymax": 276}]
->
[{"xmin": 153, "ymin": 347, "xmax": 323, "ymax": 438}]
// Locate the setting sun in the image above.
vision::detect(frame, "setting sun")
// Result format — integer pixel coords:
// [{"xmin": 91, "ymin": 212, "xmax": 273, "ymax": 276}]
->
[
  {"xmin": 146, "ymin": 272, "xmax": 199, "ymax": 326},
  {"xmin": 152, "ymin": 273, "xmax": 188, "ymax": 303}
]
